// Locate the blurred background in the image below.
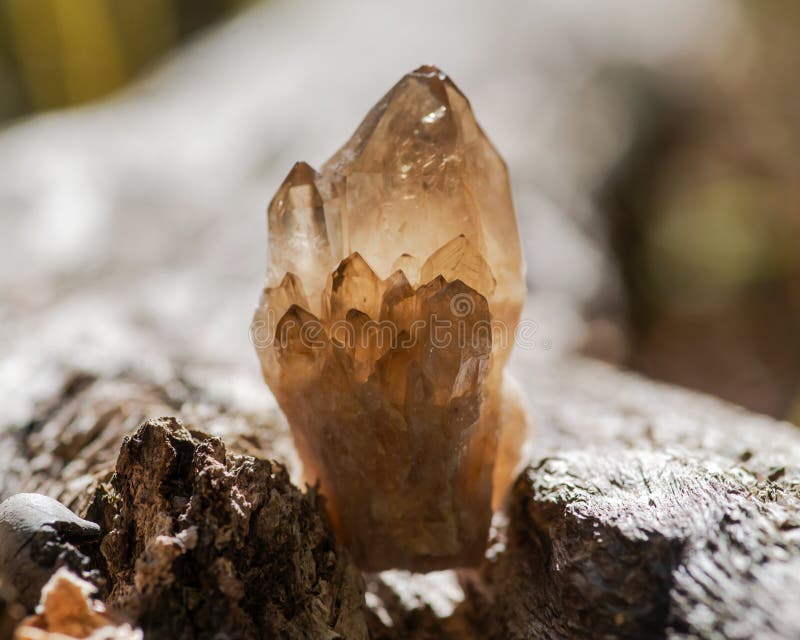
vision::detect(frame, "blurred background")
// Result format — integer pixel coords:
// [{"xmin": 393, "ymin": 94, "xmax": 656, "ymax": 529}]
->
[
  {"xmin": 0, "ymin": 0, "xmax": 798, "ymax": 425},
  {"xmin": 0, "ymin": 0, "xmax": 255, "ymax": 121}
]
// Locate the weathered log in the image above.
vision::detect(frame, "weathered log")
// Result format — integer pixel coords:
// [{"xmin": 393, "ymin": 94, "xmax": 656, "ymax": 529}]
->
[
  {"xmin": 481, "ymin": 358, "xmax": 800, "ymax": 640},
  {"xmin": 0, "ymin": 359, "xmax": 308, "ymax": 637},
  {"xmin": 3, "ymin": 355, "xmax": 800, "ymax": 639},
  {"xmin": 491, "ymin": 450, "xmax": 800, "ymax": 639},
  {"xmin": 89, "ymin": 418, "xmax": 367, "ymax": 640},
  {"xmin": 359, "ymin": 358, "xmax": 800, "ymax": 639},
  {"xmin": 0, "ymin": 363, "xmax": 296, "ymax": 514}
]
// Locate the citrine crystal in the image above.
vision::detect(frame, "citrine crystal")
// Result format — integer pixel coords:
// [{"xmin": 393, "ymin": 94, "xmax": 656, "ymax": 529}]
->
[{"xmin": 253, "ymin": 66, "xmax": 528, "ymax": 571}]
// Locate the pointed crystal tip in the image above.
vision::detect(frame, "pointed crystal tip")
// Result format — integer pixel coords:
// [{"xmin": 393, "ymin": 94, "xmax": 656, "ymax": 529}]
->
[
  {"xmin": 266, "ymin": 161, "xmax": 333, "ymax": 298},
  {"xmin": 270, "ymin": 161, "xmax": 321, "ymax": 213},
  {"xmin": 288, "ymin": 160, "xmax": 317, "ymax": 182},
  {"xmin": 412, "ymin": 64, "xmax": 447, "ymax": 79}
]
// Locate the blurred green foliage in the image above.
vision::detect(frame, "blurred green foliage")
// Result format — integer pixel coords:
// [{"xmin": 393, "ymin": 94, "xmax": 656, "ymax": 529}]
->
[
  {"xmin": 644, "ymin": 179, "xmax": 787, "ymax": 311},
  {"xmin": 603, "ymin": 1, "xmax": 800, "ymax": 421},
  {"xmin": 0, "ymin": 0, "xmax": 257, "ymax": 123}
]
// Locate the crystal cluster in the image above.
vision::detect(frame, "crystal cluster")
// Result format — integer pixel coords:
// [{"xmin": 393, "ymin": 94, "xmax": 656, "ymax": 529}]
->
[{"xmin": 253, "ymin": 66, "xmax": 527, "ymax": 571}]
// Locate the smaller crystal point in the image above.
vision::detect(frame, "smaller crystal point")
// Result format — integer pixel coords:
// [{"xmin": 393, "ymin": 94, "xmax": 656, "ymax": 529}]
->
[
  {"xmin": 390, "ymin": 253, "xmax": 421, "ymax": 286},
  {"xmin": 261, "ymin": 273, "xmax": 309, "ymax": 323},
  {"xmin": 276, "ymin": 304, "xmax": 323, "ymax": 356},
  {"xmin": 268, "ymin": 162, "xmax": 333, "ymax": 305},
  {"xmin": 380, "ymin": 270, "xmax": 415, "ymax": 327},
  {"xmin": 417, "ymin": 279, "xmax": 491, "ymax": 403},
  {"xmin": 413, "ymin": 274, "xmax": 447, "ymax": 314},
  {"xmin": 420, "ymin": 234, "xmax": 497, "ymax": 298},
  {"xmin": 325, "ymin": 252, "xmax": 383, "ymax": 321},
  {"xmin": 343, "ymin": 308, "xmax": 388, "ymax": 383},
  {"xmin": 253, "ymin": 273, "xmax": 309, "ymax": 381}
]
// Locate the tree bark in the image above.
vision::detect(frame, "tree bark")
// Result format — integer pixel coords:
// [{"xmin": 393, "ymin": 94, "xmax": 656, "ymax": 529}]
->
[{"xmin": 3, "ymin": 356, "xmax": 800, "ymax": 638}]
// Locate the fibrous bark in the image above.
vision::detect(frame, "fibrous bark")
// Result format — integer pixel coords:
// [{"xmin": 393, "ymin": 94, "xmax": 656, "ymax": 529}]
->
[
  {"xmin": 360, "ymin": 359, "xmax": 800, "ymax": 639},
  {"xmin": 492, "ymin": 450, "xmax": 800, "ymax": 639},
  {"xmin": 89, "ymin": 418, "xmax": 367, "ymax": 640},
  {"xmin": 3, "ymin": 358, "xmax": 800, "ymax": 639}
]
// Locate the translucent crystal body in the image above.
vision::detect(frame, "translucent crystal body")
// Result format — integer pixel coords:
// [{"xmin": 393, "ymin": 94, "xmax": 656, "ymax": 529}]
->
[{"xmin": 254, "ymin": 66, "xmax": 527, "ymax": 571}]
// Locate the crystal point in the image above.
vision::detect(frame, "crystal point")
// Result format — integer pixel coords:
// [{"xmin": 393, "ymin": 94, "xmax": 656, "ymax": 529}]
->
[
  {"xmin": 261, "ymin": 272, "xmax": 308, "ymax": 321},
  {"xmin": 253, "ymin": 67, "xmax": 527, "ymax": 571},
  {"xmin": 268, "ymin": 162, "xmax": 334, "ymax": 305},
  {"xmin": 325, "ymin": 252, "xmax": 383, "ymax": 321},
  {"xmin": 390, "ymin": 253, "xmax": 421, "ymax": 286},
  {"xmin": 380, "ymin": 270, "xmax": 415, "ymax": 328},
  {"xmin": 420, "ymin": 234, "xmax": 497, "ymax": 298}
]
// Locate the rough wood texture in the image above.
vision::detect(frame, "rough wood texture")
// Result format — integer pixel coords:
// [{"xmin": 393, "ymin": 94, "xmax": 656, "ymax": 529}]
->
[
  {"xmin": 493, "ymin": 451, "xmax": 799, "ymax": 639},
  {"xmin": 359, "ymin": 358, "xmax": 800, "ymax": 639},
  {"xmin": 0, "ymin": 364, "xmax": 296, "ymax": 515},
  {"xmin": 3, "ymin": 356, "xmax": 800, "ymax": 639},
  {"xmin": 90, "ymin": 418, "xmax": 367, "ymax": 640},
  {"xmin": 484, "ymin": 358, "xmax": 800, "ymax": 640}
]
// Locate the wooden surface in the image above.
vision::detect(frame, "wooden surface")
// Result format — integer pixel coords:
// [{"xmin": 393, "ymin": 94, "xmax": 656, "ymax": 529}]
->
[
  {"xmin": 495, "ymin": 359, "xmax": 800, "ymax": 639},
  {"xmin": 367, "ymin": 359, "xmax": 800, "ymax": 638},
  {"xmin": 3, "ymin": 354, "xmax": 800, "ymax": 638}
]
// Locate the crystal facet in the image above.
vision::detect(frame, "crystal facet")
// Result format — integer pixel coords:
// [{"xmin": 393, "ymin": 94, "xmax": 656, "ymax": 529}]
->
[{"xmin": 253, "ymin": 66, "xmax": 528, "ymax": 571}]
